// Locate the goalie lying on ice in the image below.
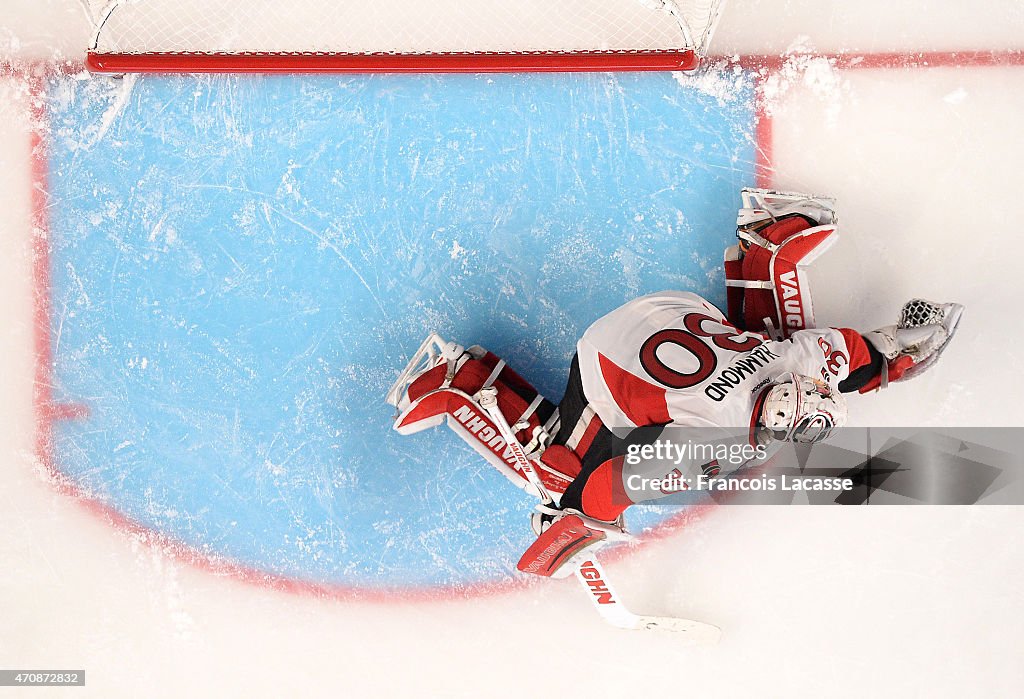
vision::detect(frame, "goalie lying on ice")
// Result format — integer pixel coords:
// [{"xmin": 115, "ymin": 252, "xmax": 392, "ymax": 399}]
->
[{"xmin": 385, "ymin": 189, "xmax": 964, "ymax": 578}]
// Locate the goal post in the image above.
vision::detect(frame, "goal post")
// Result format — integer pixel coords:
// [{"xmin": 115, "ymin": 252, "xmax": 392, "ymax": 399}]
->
[{"xmin": 86, "ymin": 0, "xmax": 728, "ymax": 74}]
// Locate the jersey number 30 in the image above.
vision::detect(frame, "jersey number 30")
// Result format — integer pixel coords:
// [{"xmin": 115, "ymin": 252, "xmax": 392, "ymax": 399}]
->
[{"xmin": 639, "ymin": 313, "xmax": 762, "ymax": 390}]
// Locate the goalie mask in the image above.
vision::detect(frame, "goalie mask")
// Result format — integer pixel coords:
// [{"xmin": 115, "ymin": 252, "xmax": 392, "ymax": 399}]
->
[{"xmin": 760, "ymin": 374, "xmax": 847, "ymax": 444}]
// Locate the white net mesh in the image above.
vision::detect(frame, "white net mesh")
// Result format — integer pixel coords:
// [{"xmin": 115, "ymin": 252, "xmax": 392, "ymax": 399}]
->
[{"xmin": 90, "ymin": 0, "xmax": 726, "ymax": 58}]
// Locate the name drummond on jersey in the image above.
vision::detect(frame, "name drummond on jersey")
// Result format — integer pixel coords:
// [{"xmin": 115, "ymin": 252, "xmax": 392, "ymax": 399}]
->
[{"xmin": 704, "ymin": 344, "xmax": 781, "ymax": 402}]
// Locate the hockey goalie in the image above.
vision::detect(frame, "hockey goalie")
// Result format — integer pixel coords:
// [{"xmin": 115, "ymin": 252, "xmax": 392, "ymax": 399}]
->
[{"xmin": 385, "ymin": 188, "xmax": 964, "ymax": 581}]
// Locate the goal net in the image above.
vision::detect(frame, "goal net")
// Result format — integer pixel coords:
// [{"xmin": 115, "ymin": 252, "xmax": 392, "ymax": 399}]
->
[{"xmin": 87, "ymin": 0, "xmax": 728, "ymax": 73}]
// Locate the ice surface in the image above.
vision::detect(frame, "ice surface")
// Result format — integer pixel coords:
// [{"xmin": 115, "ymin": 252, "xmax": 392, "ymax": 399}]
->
[
  {"xmin": 43, "ymin": 71, "xmax": 752, "ymax": 588},
  {"xmin": 2, "ymin": 2, "xmax": 1023, "ymax": 698}
]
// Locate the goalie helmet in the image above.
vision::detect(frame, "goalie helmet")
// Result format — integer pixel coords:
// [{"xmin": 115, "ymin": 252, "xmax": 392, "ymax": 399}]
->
[{"xmin": 760, "ymin": 374, "xmax": 847, "ymax": 444}]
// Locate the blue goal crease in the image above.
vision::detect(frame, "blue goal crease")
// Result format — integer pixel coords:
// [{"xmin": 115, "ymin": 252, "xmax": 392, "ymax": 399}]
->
[{"xmin": 44, "ymin": 71, "xmax": 756, "ymax": 589}]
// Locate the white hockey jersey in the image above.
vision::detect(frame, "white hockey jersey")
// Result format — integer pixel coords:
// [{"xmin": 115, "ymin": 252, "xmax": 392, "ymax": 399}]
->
[{"xmin": 576, "ymin": 291, "xmax": 858, "ymax": 436}]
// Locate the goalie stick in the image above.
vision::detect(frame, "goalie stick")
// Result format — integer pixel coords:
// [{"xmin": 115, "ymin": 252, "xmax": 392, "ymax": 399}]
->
[{"xmin": 478, "ymin": 386, "xmax": 722, "ymax": 642}]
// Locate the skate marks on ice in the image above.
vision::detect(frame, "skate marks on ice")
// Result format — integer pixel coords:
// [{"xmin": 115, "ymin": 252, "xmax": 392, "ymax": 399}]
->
[{"xmin": 43, "ymin": 71, "xmax": 754, "ymax": 590}]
